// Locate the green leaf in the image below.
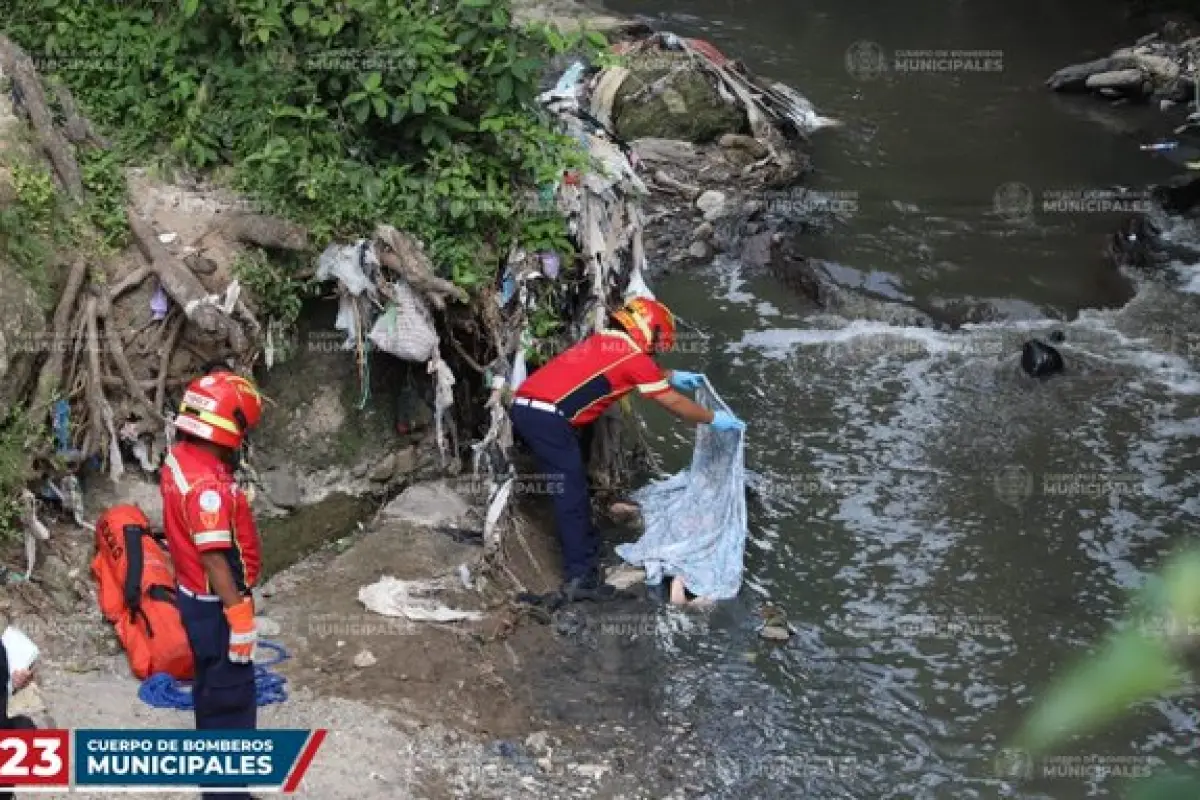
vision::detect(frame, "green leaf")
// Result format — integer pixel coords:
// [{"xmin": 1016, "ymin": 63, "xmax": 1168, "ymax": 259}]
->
[
  {"xmin": 343, "ymin": 91, "xmax": 367, "ymax": 105},
  {"xmin": 1126, "ymin": 772, "xmax": 1200, "ymax": 800},
  {"xmin": 585, "ymin": 30, "xmax": 607, "ymax": 48},
  {"xmin": 364, "ymin": 72, "xmax": 382, "ymax": 91},
  {"xmin": 181, "ymin": 0, "xmax": 200, "ymax": 18},
  {"xmin": 372, "ymin": 96, "xmax": 388, "ymax": 118},
  {"xmin": 291, "ymin": 6, "xmax": 310, "ymax": 26},
  {"xmin": 411, "ymin": 93, "xmax": 426, "ymax": 114},
  {"xmin": 497, "ymin": 74, "xmax": 513, "ymax": 104},
  {"xmin": 353, "ymin": 102, "xmax": 370, "ymax": 124},
  {"xmin": 1013, "ymin": 628, "xmax": 1183, "ymax": 755}
]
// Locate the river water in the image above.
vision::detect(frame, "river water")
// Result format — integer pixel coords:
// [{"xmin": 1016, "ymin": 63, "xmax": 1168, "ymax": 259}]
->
[{"xmin": 596, "ymin": 0, "xmax": 1200, "ymax": 797}]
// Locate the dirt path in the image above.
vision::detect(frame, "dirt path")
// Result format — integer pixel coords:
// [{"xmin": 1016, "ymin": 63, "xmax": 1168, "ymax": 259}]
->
[{"xmin": 9, "ymin": 501, "xmax": 685, "ymax": 800}]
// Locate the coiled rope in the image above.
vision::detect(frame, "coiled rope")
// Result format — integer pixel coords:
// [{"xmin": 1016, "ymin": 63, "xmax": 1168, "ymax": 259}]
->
[{"xmin": 137, "ymin": 641, "xmax": 289, "ymax": 710}]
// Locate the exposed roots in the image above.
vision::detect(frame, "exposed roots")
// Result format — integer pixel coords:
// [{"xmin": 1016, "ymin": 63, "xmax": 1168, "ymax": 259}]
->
[{"xmin": 0, "ymin": 34, "xmax": 85, "ymax": 202}]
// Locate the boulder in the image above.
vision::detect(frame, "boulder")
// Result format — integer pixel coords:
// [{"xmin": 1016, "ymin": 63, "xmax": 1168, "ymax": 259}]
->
[
  {"xmin": 261, "ymin": 468, "xmax": 302, "ymax": 509},
  {"xmin": 1133, "ymin": 53, "xmax": 1180, "ymax": 83},
  {"xmin": 613, "ymin": 53, "xmax": 747, "ymax": 144},
  {"xmin": 741, "ymin": 231, "xmax": 777, "ymax": 270},
  {"xmin": 381, "ymin": 480, "xmax": 473, "ymax": 528},
  {"xmin": 695, "ymin": 190, "xmax": 728, "ymax": 222},
  {"xmin": 1084, "ymin": 69, "xmax": 1149, "ymax": 93},
  {"xmin": 1045, "ymin": 56, "xmax": 1139, "ymax": 92},
  {"xmin": 0, "ymin": 262, "xmax": 47, "ymax": 419}
]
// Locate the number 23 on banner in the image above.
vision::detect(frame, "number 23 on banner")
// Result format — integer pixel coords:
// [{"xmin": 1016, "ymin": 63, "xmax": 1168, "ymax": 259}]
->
[{"xmin": 0, "ymin": 730, "xmax": 70, "ymax": 786}]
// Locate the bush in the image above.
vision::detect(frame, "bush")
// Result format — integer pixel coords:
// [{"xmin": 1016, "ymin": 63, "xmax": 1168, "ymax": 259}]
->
[
  {"xmin": 0, "ymin": 407, "xmax": 45, "ymax": 542},
  {"xmin": 5, "ymin": 0, "xmax": 604, "ymax": 318}
]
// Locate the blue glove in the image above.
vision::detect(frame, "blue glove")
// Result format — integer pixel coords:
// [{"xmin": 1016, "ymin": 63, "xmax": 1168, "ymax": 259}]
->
[
  {"xmin": 669, "ymin": 370, "xmax": 705, "ymax": 391},
  {"xmin": 710, "ymin": 410, "xmax": 746, "ymax": 432}
]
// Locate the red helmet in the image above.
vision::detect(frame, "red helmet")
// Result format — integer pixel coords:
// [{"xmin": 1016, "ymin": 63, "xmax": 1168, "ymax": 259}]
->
[
  {"xmin": 174, "ymin": 371, "xmax": 263, "ymax": 450},
  {"xmin": 613, "ymin": 296, "xmax": 676, "ymax": 353}
]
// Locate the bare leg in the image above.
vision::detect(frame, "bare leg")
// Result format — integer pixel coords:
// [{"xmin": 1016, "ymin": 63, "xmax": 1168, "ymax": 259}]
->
[{"xmin": 669, "ymin": 575, "xmax": 689, "ymax": 605}]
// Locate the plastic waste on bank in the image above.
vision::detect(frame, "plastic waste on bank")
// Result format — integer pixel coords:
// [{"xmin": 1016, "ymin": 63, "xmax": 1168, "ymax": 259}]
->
[
  {"xmin": 1141, "ymin": 141, "xmax": 1179, "ymax": 151},
  {"xmin": 540, "ymin": 251, "xmax": 560, "ymax": 279},
  {"xmin": 367, "ymin": 281, "xmax": 439, "ymax": 363},
  {"xmin": 150, "ymin": 285, "xmax": 169, "ymax": 320},
  {"xmin": 2, "ymin": 626, "xmax": 39, "ymax": 698}
]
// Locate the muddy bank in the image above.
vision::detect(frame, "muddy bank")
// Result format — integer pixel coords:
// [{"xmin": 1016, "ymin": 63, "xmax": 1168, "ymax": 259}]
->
[{"xmin": 0, "ymin": 1, "xmax": 814, "ymax": 797}]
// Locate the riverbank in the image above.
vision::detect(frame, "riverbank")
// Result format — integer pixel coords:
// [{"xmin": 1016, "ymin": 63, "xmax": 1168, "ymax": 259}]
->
[{"xmin": 0, "ymin": 0, "xmax": 804, "ymax": 797}]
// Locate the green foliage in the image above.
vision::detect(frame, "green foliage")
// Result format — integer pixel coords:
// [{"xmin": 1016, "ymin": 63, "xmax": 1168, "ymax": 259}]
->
[
  {"xmin": 6, "ymin": 0, "xmax": 607, "ymax": 318},
  {"xmin": 0, "ymin": 161, "xmax": 58, "ymax": 306},
  {"xmin": 1011, "ymin": 547, "xmax": 1200, "ymax": 796},
  {"xmin": 232, "ymin": 248, "xmax": 312, "ymax": 329},
  {"xmin": 77, "ymin": 147, "xmax": 130, "ymax": 251},
  {"xmin": 0, "ymin": 406, "xmax": 46, "ymax": 543}
]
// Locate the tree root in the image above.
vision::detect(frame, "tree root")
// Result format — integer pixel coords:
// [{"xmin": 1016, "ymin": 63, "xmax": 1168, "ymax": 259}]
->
[
  {"xmin": 97, "ymin": 265, "xmax": 150, "ymax": 316},
  {"xmin": 127, "ymin": 208, "xmax": 250, "ymax": 354},
  {"xmin": 211, "ymin": 213, "xmax": 309, "ymax": 251},
  {"xmin": 374, "ymin": 224, "xmax": 470, "ymax": 310},
  {"xmin": 83, "ymin": 297, "xmax": 123, "ymax": 480},
  {"xmin": 0, "ymin": 34, "xmax": 85, "ymax": 203},
  {"xmin": 31, "ymin": 257, "xmax": 87, "ymax": 412},
  {"xmin": 155, "ymin": 312, "xmax": 186, "ymax": 413},
  {"xmin": 98, "ymin": 288, "xmax": 164, "ymax": 426},
  {"xmin": 48, "ymin": 76, "xmax": 110, "ymax": 149}
]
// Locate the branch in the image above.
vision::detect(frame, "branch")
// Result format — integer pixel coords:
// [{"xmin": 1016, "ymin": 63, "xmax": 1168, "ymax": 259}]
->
[
  {"xmin": 127, "ymin": 208, "xmax": 250, "ymax": 353},
  {"xmin": 155, "ymin": 311, "xmax": 186, "ymax": 413},
  {"xmin": 31, "ymin": 257, "xmax": 87, "ymax": 411},
  {"xmin": 99, "ymin": 290, "xmax": 165, "ymax": 425},
  {"xmin": 0, "ymin": 34, "xmax": 85, "ymax": 202},
  {"xmin": 373, "ymin": 224, "xmax": 469, "ymax": 310},
  {"xmin": 83, "ymin": 297, "xmax": 123, "ymax": 479},
  {"xmin": 48, "ymin": 77, "xmax": 109, "ymax": 148},
  {"xmin": 212, "ymin": 213, "xmax": 309, "ymax": 251}
]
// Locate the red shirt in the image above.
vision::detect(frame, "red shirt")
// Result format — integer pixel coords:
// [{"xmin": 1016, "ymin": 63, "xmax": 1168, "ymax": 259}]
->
[
  {"xmin": 160, "ymin": 440, "xmax": 261, "ymax": 596},
  {"xmin": 515, "ymin": 329, "xmax": 670, "ymax": 427}
]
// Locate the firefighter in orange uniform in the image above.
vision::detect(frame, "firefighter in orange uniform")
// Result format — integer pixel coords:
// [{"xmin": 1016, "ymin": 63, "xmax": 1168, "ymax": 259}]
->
[{"xmin": 160, "ymin": 370, "xmax": 263, "ymax": 800}]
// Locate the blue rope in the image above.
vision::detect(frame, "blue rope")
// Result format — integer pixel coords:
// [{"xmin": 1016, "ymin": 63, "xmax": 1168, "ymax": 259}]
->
[{"xmin": 137, "ymin": 641, "xmax": 290, "ymax": 710}]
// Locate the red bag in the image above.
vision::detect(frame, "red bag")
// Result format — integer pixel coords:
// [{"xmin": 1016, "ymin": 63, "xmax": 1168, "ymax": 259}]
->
[{"xmin": 91, "ymin": 505, "xmax": 194, "ymax": 680}]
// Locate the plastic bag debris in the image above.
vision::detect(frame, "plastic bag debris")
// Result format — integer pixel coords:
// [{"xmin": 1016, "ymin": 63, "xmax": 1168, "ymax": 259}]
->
[
  {"xmin": 358, "ymin": 576, "xmax": 484, "ymax": 623},
  {"xmin": 367, "ymin": 281, "xmax": 438, "ymax": 363},
  {"xmin": 316, "ymin": 240, "xmax": 378, "ymax": 296},
  {"xmin": 616, "ymin": 378, "xmax": 748, "ymax": 600}
]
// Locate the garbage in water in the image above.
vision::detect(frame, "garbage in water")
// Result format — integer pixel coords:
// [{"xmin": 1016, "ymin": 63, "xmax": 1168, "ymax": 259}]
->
[
  {"xmin": 1021, "ymin": 337, "xmax": 1066, "ymax": 378},
  {"xmin": 616, "ymin": 377, "xmax": 748, "ymax": 601},
  {"xmin": 1140, "ymin": 141, "xmax": 1179, "ymax": 151}
]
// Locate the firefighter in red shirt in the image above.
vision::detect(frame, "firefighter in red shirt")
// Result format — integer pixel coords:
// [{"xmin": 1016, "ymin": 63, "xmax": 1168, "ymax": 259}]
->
[
  {"xmin": 511, "ymin": 296, "xmax": 745, "ymax": 604},
  {"xmin": 160, "ymin": 370, "xmax": 263, "ymax": 800}
]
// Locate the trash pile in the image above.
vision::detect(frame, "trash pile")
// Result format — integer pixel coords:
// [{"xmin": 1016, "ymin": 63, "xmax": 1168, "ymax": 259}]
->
[
  {"xmin": 1047, "ymin": 26, "xmax": 1200, "ymax": 112},
  {"xmin": 312, "ymin": 224, "xmax": 469, "ymax": 462},
  {"xmin": 443, "ymin": 28, "xmax": 832, "ymax": 563}
]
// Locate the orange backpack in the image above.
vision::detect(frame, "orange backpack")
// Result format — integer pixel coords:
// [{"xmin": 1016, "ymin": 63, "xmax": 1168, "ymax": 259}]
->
[{"xmin": 91, "ymin": 505, "xmax": 194, "ymax": 680}]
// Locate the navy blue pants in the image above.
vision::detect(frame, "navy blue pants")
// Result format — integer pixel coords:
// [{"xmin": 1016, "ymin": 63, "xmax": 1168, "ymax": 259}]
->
[
  {"xmin": 510, "ymin": 403, "xmax": 597, "ymax": 581},
  {"xmin": 178, "ymin": 592, "xmax": 256, "ymax": 800}
]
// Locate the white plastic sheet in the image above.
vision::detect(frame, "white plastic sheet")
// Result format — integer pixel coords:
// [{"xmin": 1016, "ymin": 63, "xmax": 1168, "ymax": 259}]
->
[
  {"xmin": 358, "ymin": 577, "xmax": 484, "ymax": 623},
  {"xmin": 367, "ymin": 280, "xmax": 438, "ymax": 363},
  {"xmin": 616, "ymin": 378, "xmax": 748, "ymax": 600}
]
